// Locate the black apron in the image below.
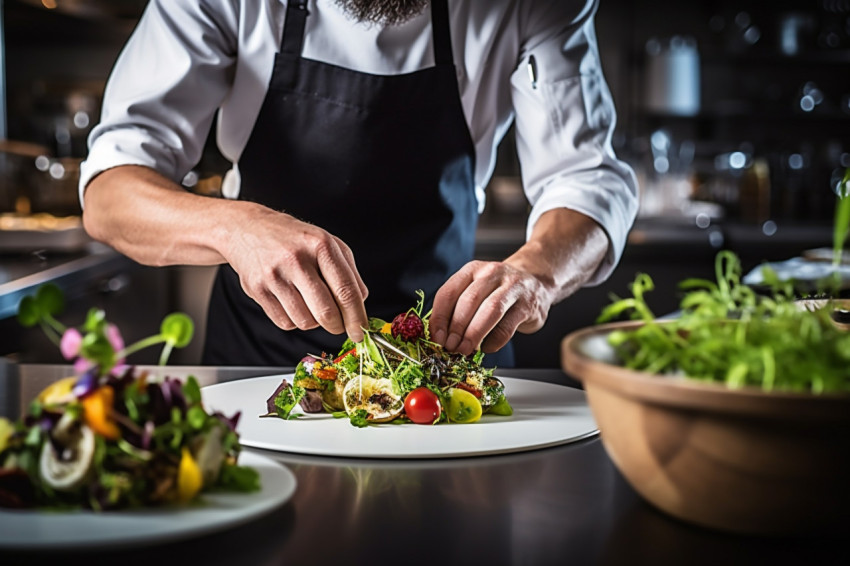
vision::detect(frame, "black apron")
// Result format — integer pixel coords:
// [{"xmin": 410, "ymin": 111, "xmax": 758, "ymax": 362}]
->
[{"xmin": 203, "ymin": 0, "xmax": 514, "ymax": 368}]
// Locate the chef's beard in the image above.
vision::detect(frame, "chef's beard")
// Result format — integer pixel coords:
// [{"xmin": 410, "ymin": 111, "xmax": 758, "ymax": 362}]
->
[{"xmin": 335, "ymin": 0, "xmax": 429, "ymax": 26}]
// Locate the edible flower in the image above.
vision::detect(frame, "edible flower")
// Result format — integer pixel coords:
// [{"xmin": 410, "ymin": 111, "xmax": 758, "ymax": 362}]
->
[
  {"xmin": 60, "ymin": 328, "xmax": 82, "ymax": 360},
  {"xmin": 82, "ymin": 386, "xmax": 121, "ymax": 440},
  {"xmin": 177, "ymin": 447, "xmax": 203, "ymax": 502}
]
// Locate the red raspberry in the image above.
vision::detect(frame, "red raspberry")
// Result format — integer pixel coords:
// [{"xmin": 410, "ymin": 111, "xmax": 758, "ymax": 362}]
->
[{"xmin": 391, "ymin": 312, "xmax": 424, "ymax": 342}]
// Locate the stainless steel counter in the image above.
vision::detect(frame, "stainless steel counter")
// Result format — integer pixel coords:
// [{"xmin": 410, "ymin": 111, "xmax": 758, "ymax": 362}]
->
[
  {"xmin": 1, "ymin": 363, "xmax": 846, "ymax": 565},
  {"xmin": 0, "ymin": 242, "xmax": 135, "ymax": 320}
]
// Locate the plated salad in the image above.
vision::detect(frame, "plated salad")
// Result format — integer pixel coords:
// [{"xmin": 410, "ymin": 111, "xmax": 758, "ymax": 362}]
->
[
  {"xmin": 266, "ymin": 290, "xmax": 513, "ymax": 427},
  {"xmin": 0, "ymin": 284, "xmax": 259, "ymax": 511}
]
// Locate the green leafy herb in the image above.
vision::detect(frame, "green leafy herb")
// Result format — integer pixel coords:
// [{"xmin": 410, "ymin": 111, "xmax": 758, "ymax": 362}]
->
[
  {"xmin": 216, "ymin": 463, "xmax": 261, "ymax": 492},
  {"xmin": 274, "ymin": 385, "xmax": 305, "ymax": 420},
  {"xmin": 349, "ymin": 409, "xmax": 370, "ymax": 428},
  {"xmin": 834, "ymin": 167, "xmax": 850, "ymax": 268},
  {"xmin": 600, "ymin": 250, "xmax": 850, "ymax": 393},
  {"xmin": 182, "ymin": 376, "xmax": 202, "ymax": 405}
]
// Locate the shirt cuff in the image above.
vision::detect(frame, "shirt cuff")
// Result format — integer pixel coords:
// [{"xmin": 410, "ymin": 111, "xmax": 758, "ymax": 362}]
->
[
  {"xmin": 78, "ymin": 132, "xmax": 179, "ymax": 209},
  {"xmin": 526, "ymin": 179, "xmax": 637, "ymax": 287}
]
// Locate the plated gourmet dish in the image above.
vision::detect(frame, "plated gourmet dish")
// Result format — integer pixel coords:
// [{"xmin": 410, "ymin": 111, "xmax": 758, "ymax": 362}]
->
[
  {"xmin": 265, "ymin": 290, "xmax": 513, "ymax": 426},
  {"xmin": 0, "ymin": 284, "xmax": 259, "ymax": 511}
]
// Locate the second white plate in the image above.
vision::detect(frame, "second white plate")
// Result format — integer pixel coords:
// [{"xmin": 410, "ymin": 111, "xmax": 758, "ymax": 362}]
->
[
  {"xmin": 0, "ymin": 451, "xmax": 296, "ymax": 550},
  {"xmin": 202, "ymin": 375, "xmax": 598, "ymax": 458}
]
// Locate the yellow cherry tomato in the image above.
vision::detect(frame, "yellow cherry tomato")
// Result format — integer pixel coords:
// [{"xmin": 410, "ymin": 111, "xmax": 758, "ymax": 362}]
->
[
  {"xmin": 445, "ymin": 387, "xmax": 483, "ymax": 424},
  {"xmin": 177, "ymin": 447, "xmax": 203, "ymax": 502}
]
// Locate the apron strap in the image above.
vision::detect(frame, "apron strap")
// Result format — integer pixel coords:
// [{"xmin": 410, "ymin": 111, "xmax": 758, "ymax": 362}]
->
[
  {"xmin": 281, "ymin": 0, "xmax": 309, "ymax": 56},
  {"xmin": 431, "ymin": 0, "xmax": 454, "ymax": 66},
  {"xmin": 279, "ymin": 0, "xmax": 454, "ymax": 67}
]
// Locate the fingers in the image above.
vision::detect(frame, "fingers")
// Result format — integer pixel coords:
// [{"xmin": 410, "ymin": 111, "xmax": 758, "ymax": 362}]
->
[
  {"xmin": 316, "ymin": 238, "xmax": 368, "ymax": 342},
  {"xmin": 441, "ymin": 271, "xmax": 507, "ymax": 355},
  {"xmin": 232, "ymin": 215, "xmax": 368, "ymax": 341},
  {"xmin": 481, "ymin": 303, "xmax": 527, "ymax": 353},
  {"xmin": 429, "ymin": 263, "xmax": 477, "ymax": 347},
  {"xmin": 431, "ymin": 261, "xmax": 549, "ymax": 356},
  {"xmin": 255, "ymin": 287, "xmax": 298, "ymax": 331},
  {"xmin": 334, "ymin": 236, "xmax": 369, "ymax": 301}
]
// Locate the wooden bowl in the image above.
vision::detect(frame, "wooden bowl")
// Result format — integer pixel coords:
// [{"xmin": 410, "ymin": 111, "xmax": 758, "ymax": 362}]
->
[{"xmin": 561, "ymin": 320, "xmax": 850, "ymax": 536}]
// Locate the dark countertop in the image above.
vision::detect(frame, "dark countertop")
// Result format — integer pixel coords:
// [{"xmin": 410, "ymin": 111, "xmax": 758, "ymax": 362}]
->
[{"xmin": 1, "ymin": 364, "xmax": 846, "ymax": 566}]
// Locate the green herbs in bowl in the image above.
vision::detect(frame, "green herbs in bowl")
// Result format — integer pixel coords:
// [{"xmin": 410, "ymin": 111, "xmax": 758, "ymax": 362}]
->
[
  {"xmin": 561, "ymin": 251, "xmax": 850, "ymax": 536},
  {"xmin": 596, "ymin": 250, "xmax": 850, "ymax": 393}
]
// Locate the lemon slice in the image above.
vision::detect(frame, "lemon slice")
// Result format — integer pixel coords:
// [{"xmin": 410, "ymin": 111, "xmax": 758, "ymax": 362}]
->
[
  {"xmin": 39, "ymin": 419, "xmax": 95, "ymax": 491},
  {"xmin": 343, "ymin": 376, "xmax": 403, "ymax": 423},
  {"xmin": 37, "ymin": 376, "xmax": 77, "ymax": 406},
  {"xmin": 445, "ymin": 387, "xmax": 483, "ymax": 423}
]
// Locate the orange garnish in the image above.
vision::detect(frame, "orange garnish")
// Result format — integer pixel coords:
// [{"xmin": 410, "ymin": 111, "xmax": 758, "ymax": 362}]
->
[
  {"xmin": 82, "ymin": 386, "xmax": 121, "ymax": 440},
  {"xmin": 314, "ymin": 367, "xmax": 338, "ymax": 380}
]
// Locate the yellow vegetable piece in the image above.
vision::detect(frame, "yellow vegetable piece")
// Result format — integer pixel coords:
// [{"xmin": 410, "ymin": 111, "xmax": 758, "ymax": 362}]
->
[
  {"xmin": 380, "ymin": 322, "xmax": 392, "ymax": 334},
  {"xmin": 0, "ymin": 417, "xmax": 13, "ymax": 453},
  {"xmin": 38, "ymin": 377, "xmax": 77, "ymax": 406},
  {"xmin": 82, "ymin": 386, "xmax": 121, "ymax": 440},
  {"xmin": 445, "ymin": 387, "xmax": 483, "ymax": 424},
  {"xmin": 177, "ymin": 447, "xmax": 203, "ymax": 502}
]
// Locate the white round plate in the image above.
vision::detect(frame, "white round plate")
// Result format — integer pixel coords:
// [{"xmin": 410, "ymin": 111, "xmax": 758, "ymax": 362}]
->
[
  {"xmin": 202, "ymin": 375, "xmax": 598, "ymax": 458},
  {"xmin": 0, "ymin": 451, "xmax": 296, "ymax": 550}
]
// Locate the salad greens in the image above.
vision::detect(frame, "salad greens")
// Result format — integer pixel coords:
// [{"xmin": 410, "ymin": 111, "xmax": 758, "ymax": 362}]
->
[
  {"xmin": 599, "ymin": 168, "xmax": 850, "ymax": 393},
  {"xmin": 266, "ymin": 290, "xmax": 512, "ymax": 426},
  {"xmin": 833, "ymin": 167, "xmax": 850, "ymax": 268},
  {"xmin": 0, "ymin": 284, "xmax": 259, "ymax": 511},
  {"xmin": 599, "ymin": 250, "xmax": 850, "ymax": 393}
]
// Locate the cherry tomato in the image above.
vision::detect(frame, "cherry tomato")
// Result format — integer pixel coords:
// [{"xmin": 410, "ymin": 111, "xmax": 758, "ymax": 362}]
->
[
  {"xmin": 313, "ymin": 367, "xmax": 338, "ymax": 381},
  {"xmin": 455, "ymin": 381, "xmax": 482, "ymax": 398},
  {"xmin": 333, "ymin": 348, "xmax": 356, "ymax": 364},
  {"xmin": 445, "ymin": 387, "xmax": 482, "ymax": 424},
  {"xmin": 403, "ymin": 387, "xmax": 442, "ymax": 425}
]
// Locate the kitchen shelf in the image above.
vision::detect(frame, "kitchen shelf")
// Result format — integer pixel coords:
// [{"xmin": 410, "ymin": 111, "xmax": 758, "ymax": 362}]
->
[{"xmin": 700, "ymin": 50, "xmax": 850, "ymax": 66}]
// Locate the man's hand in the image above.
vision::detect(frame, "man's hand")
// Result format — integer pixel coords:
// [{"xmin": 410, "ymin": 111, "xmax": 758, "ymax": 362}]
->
[
  {"xmin": 223, "ymin": 208, "xmax": 369, "ymax": 342},
  {"xmin": 83, "ymin": 165, "xmax": 369, "ymax": 343},
  {"xmin": 429, "ymin": 261, "xmax": 554, "ymax": 355},
  {"xmin": 428, "ymin": 208, "xmax": 609, "ymax": 356}
]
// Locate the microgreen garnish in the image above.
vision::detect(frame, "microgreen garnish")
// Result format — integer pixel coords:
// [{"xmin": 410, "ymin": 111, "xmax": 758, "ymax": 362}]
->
[
  {"xmin": 1, "ymin": 285, "xmax": 258, "ymax": 511},
  {"xmin": 17, "ymin": 284, "xmax": 194, "ymax": 373},
  {"xmin": 833, "ymin": 167, "xmax": 850, "ymax": 269},
  {"xmin": 599, "ymin": 251, "xmax": 850, "ymax": 392}
]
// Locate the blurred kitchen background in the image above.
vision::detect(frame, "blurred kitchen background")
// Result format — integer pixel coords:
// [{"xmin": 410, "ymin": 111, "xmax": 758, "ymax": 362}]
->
[{"xmin": 0, "ymin": 0, "xmax": 848, "ymax": 368}]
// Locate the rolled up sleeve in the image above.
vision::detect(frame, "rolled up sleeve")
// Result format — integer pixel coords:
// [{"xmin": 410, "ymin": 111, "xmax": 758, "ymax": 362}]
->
[
  {"xmin": 79, "ymin": 0, "xmax": 237, "ymax": 205},
  {"xmin": 511, "ymin": 0, "xmax": 639, "ymax": 286}
]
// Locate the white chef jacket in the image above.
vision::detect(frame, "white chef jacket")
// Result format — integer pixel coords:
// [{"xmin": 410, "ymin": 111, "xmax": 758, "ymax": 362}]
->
[{"xmin": 80, "ymin": 0, "xmax": 639, "ymax": 285}]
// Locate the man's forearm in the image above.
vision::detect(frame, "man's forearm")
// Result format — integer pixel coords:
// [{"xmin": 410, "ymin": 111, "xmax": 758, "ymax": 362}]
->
[
  {"xmin": 503, "ymin": 207, "xmax": 609, "ymax": 303},
  {"xmin": 82, "ymin": 165, "xmax": 256, "ymax": 267}
]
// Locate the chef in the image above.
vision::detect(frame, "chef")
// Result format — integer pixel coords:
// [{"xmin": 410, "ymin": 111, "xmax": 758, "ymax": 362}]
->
[{"xmin": 79, "ymin": 0, "xmax": 638, "ymax": 367}]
